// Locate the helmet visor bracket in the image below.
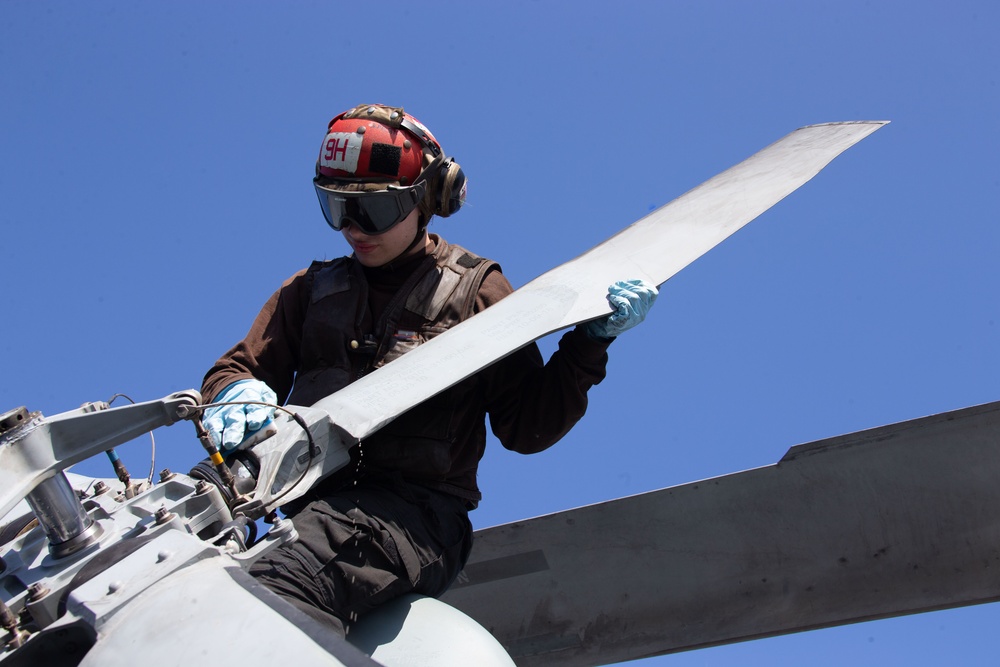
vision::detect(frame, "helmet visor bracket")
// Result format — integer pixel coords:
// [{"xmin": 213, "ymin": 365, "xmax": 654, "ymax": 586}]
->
[{"xmin": 314, "ymin": 181, "xmax": 427, "ymax": 235}]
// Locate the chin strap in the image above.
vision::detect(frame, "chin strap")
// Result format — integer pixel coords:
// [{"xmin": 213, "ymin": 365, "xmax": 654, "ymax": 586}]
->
[
  {"xmin": 381, "ymin": 227, "xmax": 430, "ymax": 271},
  {"xmin": 405, "ymin": 224, "xmax": 429, "ymax": 258}
]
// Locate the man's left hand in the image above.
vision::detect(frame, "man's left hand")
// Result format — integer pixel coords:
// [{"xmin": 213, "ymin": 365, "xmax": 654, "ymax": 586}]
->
[{"xmin": 585, "ymin": 279, "xmax": 659, "ymax": 340}]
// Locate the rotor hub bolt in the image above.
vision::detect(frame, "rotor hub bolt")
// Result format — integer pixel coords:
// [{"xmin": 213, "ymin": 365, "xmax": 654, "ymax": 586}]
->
[
  {"xmin": 159, "ymin": 469, "xmax": 174, "ymax": 482},
  {"xmin": 153, "ymin": 506, "xmax": 173, "ymax": 525},
  {"xmin": 93, "ymin": 481, "xmax": 109, "ymax": 496},
  {"xmin": 27, "ymin": 583, "xmax": 50, "ymax": 603}
]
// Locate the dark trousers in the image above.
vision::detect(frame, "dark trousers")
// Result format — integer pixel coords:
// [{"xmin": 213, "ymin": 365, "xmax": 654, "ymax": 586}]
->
[{"xmin": 249, "ymin": 476, "xmax": 473, "ymax": 635}]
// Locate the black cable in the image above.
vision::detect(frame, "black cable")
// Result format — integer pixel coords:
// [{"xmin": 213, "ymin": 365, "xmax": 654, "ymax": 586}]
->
[{"xmin": 193, "ymin": 401, "xmax": 319, "ymax": 507}]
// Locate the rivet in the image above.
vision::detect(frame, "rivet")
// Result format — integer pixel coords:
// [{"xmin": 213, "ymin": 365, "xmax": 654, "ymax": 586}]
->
[
  {"xmin": 390, "ymin": 111, "xmax": 399, "ymax": 120},
  {"xmin": 350, "ymin": 340, "xmax": 359, "ymax": 350},
  {"xmin": 356, "ymin": 126, "xmax": 366, "ymax": 135},
  {"xmin": 366, "ymin": 107, "xmax": 376, "ymax": 115},
  {"xmin": 157, "ymin": 550, "xmax": 172, "ymax": 563},
  {"xmin": 107, "ymin": 581, "xmax": 123, "ymax": 595},
  {"xmin": 403, "ymin": 139, "xmax": 412, "ymax": 149}
]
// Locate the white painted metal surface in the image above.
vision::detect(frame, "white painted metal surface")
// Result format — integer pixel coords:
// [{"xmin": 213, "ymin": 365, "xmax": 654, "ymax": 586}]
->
[
  {"xmin": 348, "ymin": 594, "xmax": 516, "ymax": 667},
  {"xmin": 75, "ymin": 556, "xmax": 375, "ymax": 667}
]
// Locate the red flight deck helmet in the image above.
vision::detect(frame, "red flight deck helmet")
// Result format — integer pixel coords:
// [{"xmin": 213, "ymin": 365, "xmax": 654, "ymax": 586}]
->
[{"xmin": 314, "ymin": 104, "xmax": 466, "ymax": 235}]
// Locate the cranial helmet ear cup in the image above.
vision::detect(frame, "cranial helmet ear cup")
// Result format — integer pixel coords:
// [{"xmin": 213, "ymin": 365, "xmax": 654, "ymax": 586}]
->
[{"xmin": 434, "ymin": 158, "xmax": 466, "ymax": 218}]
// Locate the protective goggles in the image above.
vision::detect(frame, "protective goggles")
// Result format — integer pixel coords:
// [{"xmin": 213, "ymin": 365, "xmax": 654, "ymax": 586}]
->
[{"xmin": 314, "ymin": 181, "xmax": 426, "ymax": 235}]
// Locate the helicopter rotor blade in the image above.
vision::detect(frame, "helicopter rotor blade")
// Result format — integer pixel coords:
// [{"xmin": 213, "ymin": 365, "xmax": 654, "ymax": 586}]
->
[{"xmin": 441, "ymin": 401, "xmax": 1000, "ymax": 667}]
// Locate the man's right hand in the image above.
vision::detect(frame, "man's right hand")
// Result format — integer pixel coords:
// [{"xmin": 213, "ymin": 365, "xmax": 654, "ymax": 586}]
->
[{"xmin": 203, "ymin": 379, "xmax": 277, "ymax": 452}]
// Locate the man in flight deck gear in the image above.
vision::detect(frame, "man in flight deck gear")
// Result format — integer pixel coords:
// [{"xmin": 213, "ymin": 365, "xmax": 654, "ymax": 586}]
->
[{"xmin": 200, "ymin": 103, "xmax": 658, "ymax": 635}]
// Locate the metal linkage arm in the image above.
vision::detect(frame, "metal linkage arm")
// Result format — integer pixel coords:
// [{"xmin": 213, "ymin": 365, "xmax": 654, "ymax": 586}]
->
[
  {"xmin": 233, "ymin": 405, "xmax": 354, "ymax": 519},
  {"xmin": 0, "ymin": 390, "xmax": 201, "ymax": 522}
]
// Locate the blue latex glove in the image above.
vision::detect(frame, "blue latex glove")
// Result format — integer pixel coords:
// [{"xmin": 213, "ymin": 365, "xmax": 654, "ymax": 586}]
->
[
  {"xmin": 203, "ymin": 379, "xmax": 277, "ymax": 452},
  {"xmin": 585, "ymin": 279, "xmax": 659, "ymax": 341}
]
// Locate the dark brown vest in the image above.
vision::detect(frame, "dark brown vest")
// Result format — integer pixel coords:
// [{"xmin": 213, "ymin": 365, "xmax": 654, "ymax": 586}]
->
[{"xmin": 290, "ymin": 238, "xmax": 497, "ymax": 502}]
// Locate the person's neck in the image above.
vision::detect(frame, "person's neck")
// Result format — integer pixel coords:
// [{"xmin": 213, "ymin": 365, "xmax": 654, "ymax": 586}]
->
[{"xmin": 362, "ymin": 234, "xmax": 435, "ymax": 281}]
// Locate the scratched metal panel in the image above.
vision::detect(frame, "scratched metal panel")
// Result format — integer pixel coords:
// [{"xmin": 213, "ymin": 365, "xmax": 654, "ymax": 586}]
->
[
  {"xmin": 442, "ymin": 401, "xmax": 1000, "ymax": 667},
  {"xmin": 314, "ymin": 122, "xmax": 887, "ymax": 441}
]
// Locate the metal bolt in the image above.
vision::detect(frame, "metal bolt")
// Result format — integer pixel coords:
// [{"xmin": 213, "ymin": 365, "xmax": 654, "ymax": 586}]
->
[
  {"xmin": 1, "ymin": 599, "xmax": 17, "ymax": 629},
  {"xmin": 0, "ymin": 596, "xmax": 26, "ymax": 649},
  {"xmin": 159, "ymin": 468, "xmax": 174, "ymax": 482},
  {"xmin": 27, "ymin": 582, "xmax": 49, "ymax": 603},
  {"xmin": 195, "ymin": 480, "xmax": 210, "ymax": 495},
  {"xmin": 93, "ymin": 481, "xmax": 109, "ymax": 495},
  {"xmin": 153, "ymin": 506, "xmax": 173, "ymax": 525}
]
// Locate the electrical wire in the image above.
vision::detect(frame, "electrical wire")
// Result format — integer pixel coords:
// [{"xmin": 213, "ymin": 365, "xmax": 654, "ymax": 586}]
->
[{"xmin": 193, "ymin": 400, "xmax": 319, "ymax": 507}]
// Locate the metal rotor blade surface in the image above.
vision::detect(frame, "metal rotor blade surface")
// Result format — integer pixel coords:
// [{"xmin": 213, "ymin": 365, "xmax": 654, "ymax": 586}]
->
[
  {"xmin": 441, "ymin": 401, "xmax": 1000, "ymax": 667},
  {"xmin": 314, "ymin": 121, "xmax": 887, "ymax": 442}
]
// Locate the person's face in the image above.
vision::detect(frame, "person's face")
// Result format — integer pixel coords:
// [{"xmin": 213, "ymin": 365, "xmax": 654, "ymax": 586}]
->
[{"xmin": 341, "ymin": 207, "xmax": 424, "ymax": 267}]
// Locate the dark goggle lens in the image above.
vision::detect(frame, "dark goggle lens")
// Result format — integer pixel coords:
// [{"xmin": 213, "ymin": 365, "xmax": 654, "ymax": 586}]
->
[{"xmin": 315, "ymin": 183, "xmax": 425, "ymax": 235}]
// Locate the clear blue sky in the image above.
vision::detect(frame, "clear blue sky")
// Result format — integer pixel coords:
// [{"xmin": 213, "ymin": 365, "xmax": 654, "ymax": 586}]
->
[{"xmin": 2, "ymin": 2, "xmax": 998, "ymax": 665}]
